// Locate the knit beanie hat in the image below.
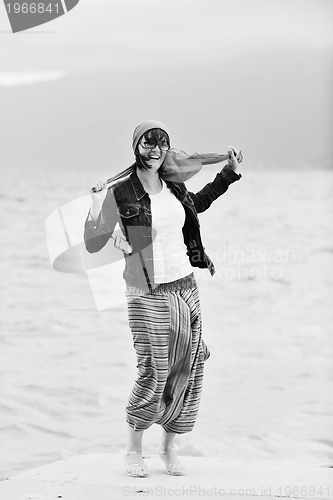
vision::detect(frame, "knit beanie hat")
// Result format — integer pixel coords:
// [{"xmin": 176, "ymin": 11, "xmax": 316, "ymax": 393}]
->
[{"xmin": 132, "ymin": 120, "xmax": 170, "ymax": 152}]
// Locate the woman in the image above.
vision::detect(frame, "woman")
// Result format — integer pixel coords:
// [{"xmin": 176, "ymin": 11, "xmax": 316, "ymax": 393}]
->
[{"xmin": 84, "ymin": 120, "xmax": 242, "ymax": 477}]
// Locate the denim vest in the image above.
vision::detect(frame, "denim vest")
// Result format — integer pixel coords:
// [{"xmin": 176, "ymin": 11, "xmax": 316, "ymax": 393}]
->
[{"xmin": 84, "ymin": 167, "xmax": 241, "ymax": 291}]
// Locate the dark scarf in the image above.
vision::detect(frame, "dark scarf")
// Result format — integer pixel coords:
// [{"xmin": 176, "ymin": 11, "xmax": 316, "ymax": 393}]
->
[{"xmin": 104, "ymin": 147, "xmax": 243, "ymax": 186}]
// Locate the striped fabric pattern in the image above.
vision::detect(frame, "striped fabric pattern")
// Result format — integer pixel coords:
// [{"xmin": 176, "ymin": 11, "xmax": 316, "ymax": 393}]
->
[{"xmin": 125, "ymin": 277, "xmax": 210, "ymax": 434}]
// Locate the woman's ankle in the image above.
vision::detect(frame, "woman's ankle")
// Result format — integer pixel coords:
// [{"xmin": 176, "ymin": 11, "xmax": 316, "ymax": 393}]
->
[{"xmin": 125, "ymin": 447, "xmax": 143, "ymax": 454}]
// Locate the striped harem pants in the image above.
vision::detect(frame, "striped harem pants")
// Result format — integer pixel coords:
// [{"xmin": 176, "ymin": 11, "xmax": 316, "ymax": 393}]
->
[{"xmin": 125, "ymin": 273, "xmax": 210, "ymax": 434}]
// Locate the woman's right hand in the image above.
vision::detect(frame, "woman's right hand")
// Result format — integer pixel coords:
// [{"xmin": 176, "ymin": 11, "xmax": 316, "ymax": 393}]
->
[
  {"xmin": 227, "ymin": 147, "xmax": 243, "ymax": 171},
  {"xmin": 90, "ymin": 178, "xmax": 108, "ymax": 202}
]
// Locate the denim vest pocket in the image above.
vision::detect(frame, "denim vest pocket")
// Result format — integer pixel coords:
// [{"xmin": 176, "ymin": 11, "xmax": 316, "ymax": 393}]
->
[{"xmin": 117, "ymin": 204, "xmax": 140, "ymax": 219}]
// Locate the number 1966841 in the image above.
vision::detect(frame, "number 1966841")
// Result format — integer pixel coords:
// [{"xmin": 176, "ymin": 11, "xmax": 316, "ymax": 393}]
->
[{"xmin": 5, "ymin": 3, "xmax": 60, "ymax": 14}]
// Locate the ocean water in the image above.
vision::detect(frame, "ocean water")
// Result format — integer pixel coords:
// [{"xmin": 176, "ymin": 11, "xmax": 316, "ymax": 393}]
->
[{"xmin": 1, "ymin": 167, "xmax": 332, "ymax": 480}]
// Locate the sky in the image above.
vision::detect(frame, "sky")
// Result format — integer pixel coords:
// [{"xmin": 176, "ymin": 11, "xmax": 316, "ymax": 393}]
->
[{"xmin": 0, "ymin": 0, "xmax": 332, "ymax": 171}]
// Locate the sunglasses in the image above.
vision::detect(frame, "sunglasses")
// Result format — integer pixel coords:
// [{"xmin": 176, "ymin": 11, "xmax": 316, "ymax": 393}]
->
[{"xmin": 140, "ymin": 139, "xmax": 170, "ymax": 152}]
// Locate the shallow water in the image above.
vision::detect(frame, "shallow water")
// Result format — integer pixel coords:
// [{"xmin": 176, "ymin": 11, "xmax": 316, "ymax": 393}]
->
[{"xmin": 1, "ymin": 167, "xmax": 333, "ymax": 479}]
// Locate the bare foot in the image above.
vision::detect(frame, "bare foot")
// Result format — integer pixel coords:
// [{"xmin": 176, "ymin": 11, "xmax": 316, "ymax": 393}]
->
[
  {"xmin": 159, "ymin": 448, "xmax": 187, "ymax": 476},
  {"xmin": 124, "ymin": 450, "xmax": 148, "ymax": 477}
]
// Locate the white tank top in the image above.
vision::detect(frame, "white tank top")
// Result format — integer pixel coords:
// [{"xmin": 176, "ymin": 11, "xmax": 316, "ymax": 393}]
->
[{"xmin": 150, "ymin": 180, "xmax": 193, "ymax": 284}]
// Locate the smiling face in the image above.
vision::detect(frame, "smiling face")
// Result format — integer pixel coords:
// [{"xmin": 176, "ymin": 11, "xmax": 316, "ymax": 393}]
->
[{"xmin": 136, "ymin": 128, "xmax": 170, "ymax": 171}]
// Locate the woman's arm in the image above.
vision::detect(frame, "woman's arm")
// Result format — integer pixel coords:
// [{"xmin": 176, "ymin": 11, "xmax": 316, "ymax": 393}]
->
[
  {"xmin": 84, "ymin": 182, "xmax": 118, "ymax": 253},
  {"xmin": 189, "ymin": 164, "xmax": 242, "ymax": 214}
]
